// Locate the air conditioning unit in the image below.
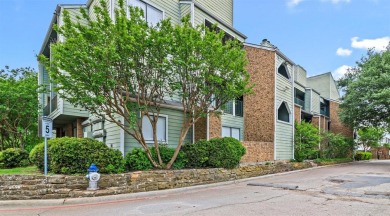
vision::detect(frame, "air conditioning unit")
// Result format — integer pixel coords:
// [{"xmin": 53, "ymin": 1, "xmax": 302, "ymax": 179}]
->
[
  {"xmin": 93, "ymin": 129, "xmax": 106, "ymax": 138},
  {"xmin": 84, "ymin": 132, "xmax": 93, "ymax": 138}
]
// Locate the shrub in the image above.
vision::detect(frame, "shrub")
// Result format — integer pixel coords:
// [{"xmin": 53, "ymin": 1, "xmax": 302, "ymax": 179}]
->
[
  {"xmin": 182, "ymin": 137, "xmax": 246, "ymax": 169},
  {"xmin": 125, "ymin": 145, "xmax": 187, "ymax": 170},
  {"xmin": 294, "ymin": 121, "xmax": 320, "ymax": 162},
  {"xmin": 208, "ymin": 137, "xmax": 246, "ymax": 169},
  {"xmin": 354, "ymin": 151, "xmax": 372, "ymax": 160},
  {"xmin": 30, "ymin": 137, "xmax": 125, "ymax": 174},
  {"xmin": 384, "ymin": 143, "xmax": 390, "ymax": 149},
  {"xmin": 320, "ymin": 132, "xmax": 355, "ymax": 159},
  {"xmin": 181, "ymin": 140, "xmax": 211, "ymax": 168},
  {"xmin": 125, "ymin": 148, "xmax": 153, "ymax": 171},
  {"xmin": 0, "ymin": 148, "xmax": 30, "ymax": 168}
]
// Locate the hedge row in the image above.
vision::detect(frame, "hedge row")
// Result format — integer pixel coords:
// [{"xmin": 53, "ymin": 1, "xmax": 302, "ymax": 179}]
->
[{"xmin": 25, "ymin": 137, "xmax": 246, "ymax": 174}]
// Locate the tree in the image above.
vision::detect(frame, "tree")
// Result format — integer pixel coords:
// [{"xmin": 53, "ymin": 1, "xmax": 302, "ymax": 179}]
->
[
  {"xmin": 338, "ymin": 44, "xmax": 390, "ymax": 129},
  {"xmin": 357, "ymin": 127, "xmax": 384, "ymax": 152},
  {"xmin": 39, "ymin": 0, "xmax": 251, "ymax": 169},
  {"xmin": 0, "ymin": 66, "xmax": 41, "ymax": 151},
  {"xmin": 294, "ymin": 121, "xmax": 320, "ymax": 161}
]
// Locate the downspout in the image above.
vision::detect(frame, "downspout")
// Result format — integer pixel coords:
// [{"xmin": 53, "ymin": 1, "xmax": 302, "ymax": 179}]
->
[
  {"xmin": 120, "ymin": 116, "xmax": 125, "ymax": 156},
  {"xmin": 273, "ymin": 53, "xmax": 277, "ymax": 160},
  {"xmin": 207, "ymin": 113, "xmax": 209, "ymax": 140},
  {"xmin": 292, "ymin": 65, "xmax": 295, "ymax": 160}
]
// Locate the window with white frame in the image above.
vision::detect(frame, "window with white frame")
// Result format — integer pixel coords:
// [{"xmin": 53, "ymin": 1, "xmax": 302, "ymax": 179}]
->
[
  {"xmin": 128, "ymin": 0, "xmax": 163, "ymax": 26},
  {"xmin": 142, "ymin": 115, "xmax": 167, "ymax": 142},
  {"xmin": 277, "ymin": 102, "xmax": 290, "ymax": 123},
  {"xmin": 222, "ymin": 126, "xmax": 240, "ymax": 140}
]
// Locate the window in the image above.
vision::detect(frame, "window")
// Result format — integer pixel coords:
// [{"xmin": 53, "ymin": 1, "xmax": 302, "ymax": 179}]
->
[
  {"xmin": 128, "ymin": 0, "xmax": 163, "ymax": 26},
  {"xmin": 222, "ymin": 126, "xmax": 240, "ymax": 140},
  {"xmin": 142, "ymin": 115, "xmax": 167, "ymax": 142},
  {"xmin": 277, "ymin": 102, "xmax": 290, "ymax": 123},
  {"xmin": 278, "ymin": 64, "xmax": 290, "ymax": 79}
]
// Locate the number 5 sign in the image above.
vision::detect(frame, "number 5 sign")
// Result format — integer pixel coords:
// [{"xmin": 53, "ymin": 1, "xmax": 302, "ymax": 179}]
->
[{"xmin": 42, "ymin": 116, "xmax": 53, "ymax": 138}]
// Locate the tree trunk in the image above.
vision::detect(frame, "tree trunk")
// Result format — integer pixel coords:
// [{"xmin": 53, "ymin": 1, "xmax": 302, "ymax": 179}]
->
[{"xmin": 166, "ymin": 126, "xmax": 189, "ymax": 169}]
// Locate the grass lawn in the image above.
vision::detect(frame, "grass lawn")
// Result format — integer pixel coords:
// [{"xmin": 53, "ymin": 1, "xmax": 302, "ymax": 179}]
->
[{"xmin": 0, "ymin": 166, "xmax": 42, "ymax": 175}]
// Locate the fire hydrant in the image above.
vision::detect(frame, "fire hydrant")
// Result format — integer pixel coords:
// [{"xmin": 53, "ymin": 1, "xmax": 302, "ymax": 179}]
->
[{"xmin": 86, "ymin": 163, "xmax": 100, "ymax": 190}]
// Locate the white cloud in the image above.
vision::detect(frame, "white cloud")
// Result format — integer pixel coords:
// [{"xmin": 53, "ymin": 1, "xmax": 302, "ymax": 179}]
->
[
  {"xmin": 333, "ymin": 65, "xmax": 352, "ymax": 80},
  {"xmin": 336, "ymin": 48, "xmax": 352, "ymax": 56},
  {"xmin": 287, "ymin": 0, "xmax": 305, "ymax": 8},
  {"xmin": 321, "ymin": 0, "xmax": 351, "ymax": 4},
  {"xmin": 351, "ymin": 36, "xmax": 390, "ymax": 52}
]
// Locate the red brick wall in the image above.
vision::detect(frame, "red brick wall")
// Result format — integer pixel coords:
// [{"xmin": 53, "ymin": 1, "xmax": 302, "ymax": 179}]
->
[
  {"xmin": 241, "ymin": 141, "xmax": 274, "ymax": 162},
  {"xmin": 294, "ymin": 105, "xmax": 301, "ymax": 123},
  {"xmin": 329, "ymin": 101, "xmax": 353, "ymax": 138},
  {"xmin": 243, "ymin": 45, "xmax": 275, "ymax": 143},
  {"xmin": 194, "ymin": 117, "xmax": 207, "ymax": 141}
]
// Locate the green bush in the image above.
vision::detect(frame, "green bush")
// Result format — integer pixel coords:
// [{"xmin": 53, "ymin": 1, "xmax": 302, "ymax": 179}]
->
[
  {"xmin": 354, "ymin": 151, "xmax": 372, "ymax": 160},
  {"xmin": 294, "ymin": 121, "xmax": 320, "ymax": 162},
  {"xmin": 182, "ymin": 137, "xmax": 246, "ymax": 169},
  {"xmin": 0, "ymin": 148, "xmax": 30, "ymax": 168},
  {"xmin": 30, "ymin": 137, "xmax": 125, "ymax": 174},
  {"xmin": 125, "ymin": 148, "xmax": 153, "ymax": 171},
  {"xmin": 125, "ymin": 145, "xmax": 187, "ymax": 170},
  {"xmin": 320, "ymin": 133, "xmax": 355, "ymax": 159},
  {"xmin": 181, "ymin": 140, "xmax": 211, "ymax": 168}
]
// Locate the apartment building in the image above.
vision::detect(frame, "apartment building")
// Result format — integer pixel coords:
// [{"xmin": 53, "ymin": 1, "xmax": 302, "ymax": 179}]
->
[
  {"xmin": 38, "ymin": 0, "xmax": 247, "ymax": 156},
  {"xmin": 38, "ymin": 0, "xmax": 352, "ymax": 163}
]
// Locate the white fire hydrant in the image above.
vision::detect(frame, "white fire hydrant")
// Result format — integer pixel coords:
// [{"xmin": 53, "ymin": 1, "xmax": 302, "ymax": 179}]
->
[{"xmin": 86, "ymin": 163, "xmax": 100, "ymax": 190}]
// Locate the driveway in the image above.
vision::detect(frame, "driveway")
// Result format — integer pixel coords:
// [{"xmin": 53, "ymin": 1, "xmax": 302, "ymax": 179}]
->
[{"xmin": 1, "ymin": 160, "xmax": 390, "ymax": 216}]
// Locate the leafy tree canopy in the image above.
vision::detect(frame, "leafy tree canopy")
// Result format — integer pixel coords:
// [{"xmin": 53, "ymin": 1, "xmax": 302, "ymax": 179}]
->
[
  {"xmin": 0, "ymin": 66, "xmax": 42, "ymax": 151},
  {"xmin": 338, "ymin": 44, "xmax": 390, "ymax": 130},
  {"xmin": 39, "ymin": 0, "xmax": 251, "ymax": 169},
  {"xmin": 357, "ymin": 127, "xmax": 385, "ymax": 152}
]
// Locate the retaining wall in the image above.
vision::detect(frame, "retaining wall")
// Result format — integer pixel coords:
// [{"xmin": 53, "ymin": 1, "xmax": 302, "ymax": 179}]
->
[{"xmin": 0, "ymin": 162, "xmax": 315, "ymax": 200}]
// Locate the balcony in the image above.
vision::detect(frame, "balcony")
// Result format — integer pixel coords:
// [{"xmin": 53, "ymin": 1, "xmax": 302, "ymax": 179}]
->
[
  {"xmin": 43, "ymin": 95, "xmax": 57, "ymax": 116},
  {"xmin": 294, "ymin": 97, "xmax": 305, "ymax": 107},
  {"xmin": 320, "ymin": 108, "xmax": 329, "ymax": 117}
]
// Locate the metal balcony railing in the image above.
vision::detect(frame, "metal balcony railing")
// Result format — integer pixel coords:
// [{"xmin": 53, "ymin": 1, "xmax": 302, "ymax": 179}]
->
[{"xmin": 294, "ymin": 97, "xmax": 305, "ymax": 107}]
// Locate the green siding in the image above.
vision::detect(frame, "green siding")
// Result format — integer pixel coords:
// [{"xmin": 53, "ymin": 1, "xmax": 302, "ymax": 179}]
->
[
  {"xmin": 221, "ymin": 114, "xmax": 244, "ymax": 141},
  {"xmin": 104, "ymin": 117, "xmax": 121, "ymax": 150},
  {"xmin": 275, "ymin": 54, "xmax": 294, "ymax": 160},
  {"xmin": 180, "ymin": 2, "xmax": 191, "ymax": 21},
  {"xmin": 294, "ymin": 65, "xmax": 307, "ymax": 86},
  {"xmin": 196, "ymin": 0, "xmax": 233, "ymax": 26},
  {"xmin": 124, "ymin": 108, "xmax": 192, "ymax": 155},
  {"xmin": 311, "ymin": 91, "xmax": 321, "ymax": 114},
  {"xmin": 304, "ymin": 89, "xmax": 311, "ymax": 112},
  {"xmin": 275, "ymin": 122, "xmax": 293, "ymax": 160},
  {"xmin": 307, "ymin": 74, "xmax": 331, "ymax": 99}
]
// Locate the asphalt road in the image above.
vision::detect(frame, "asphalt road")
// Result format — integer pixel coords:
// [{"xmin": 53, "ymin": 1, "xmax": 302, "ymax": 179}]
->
[{"xmin": 1, "ymin": 160, "xmax": 390, "ymax": 216}]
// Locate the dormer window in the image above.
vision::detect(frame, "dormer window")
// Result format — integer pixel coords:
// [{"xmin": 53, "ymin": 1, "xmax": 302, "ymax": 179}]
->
[{"xmin": 278, "ymin": 64, "xmax": 290, "ymax": 79}]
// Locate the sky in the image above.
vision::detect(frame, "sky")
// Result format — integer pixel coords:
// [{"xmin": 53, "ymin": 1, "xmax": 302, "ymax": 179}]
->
[{"xmin": 0, "ymin": 0, "xmax": 389, "ymax": 79}]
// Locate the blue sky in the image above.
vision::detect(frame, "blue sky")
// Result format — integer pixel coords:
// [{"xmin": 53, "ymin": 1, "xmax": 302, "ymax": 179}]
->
[{"xmin": 0, "ymin": 0, "xmax": 389, "ymax": 79}]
